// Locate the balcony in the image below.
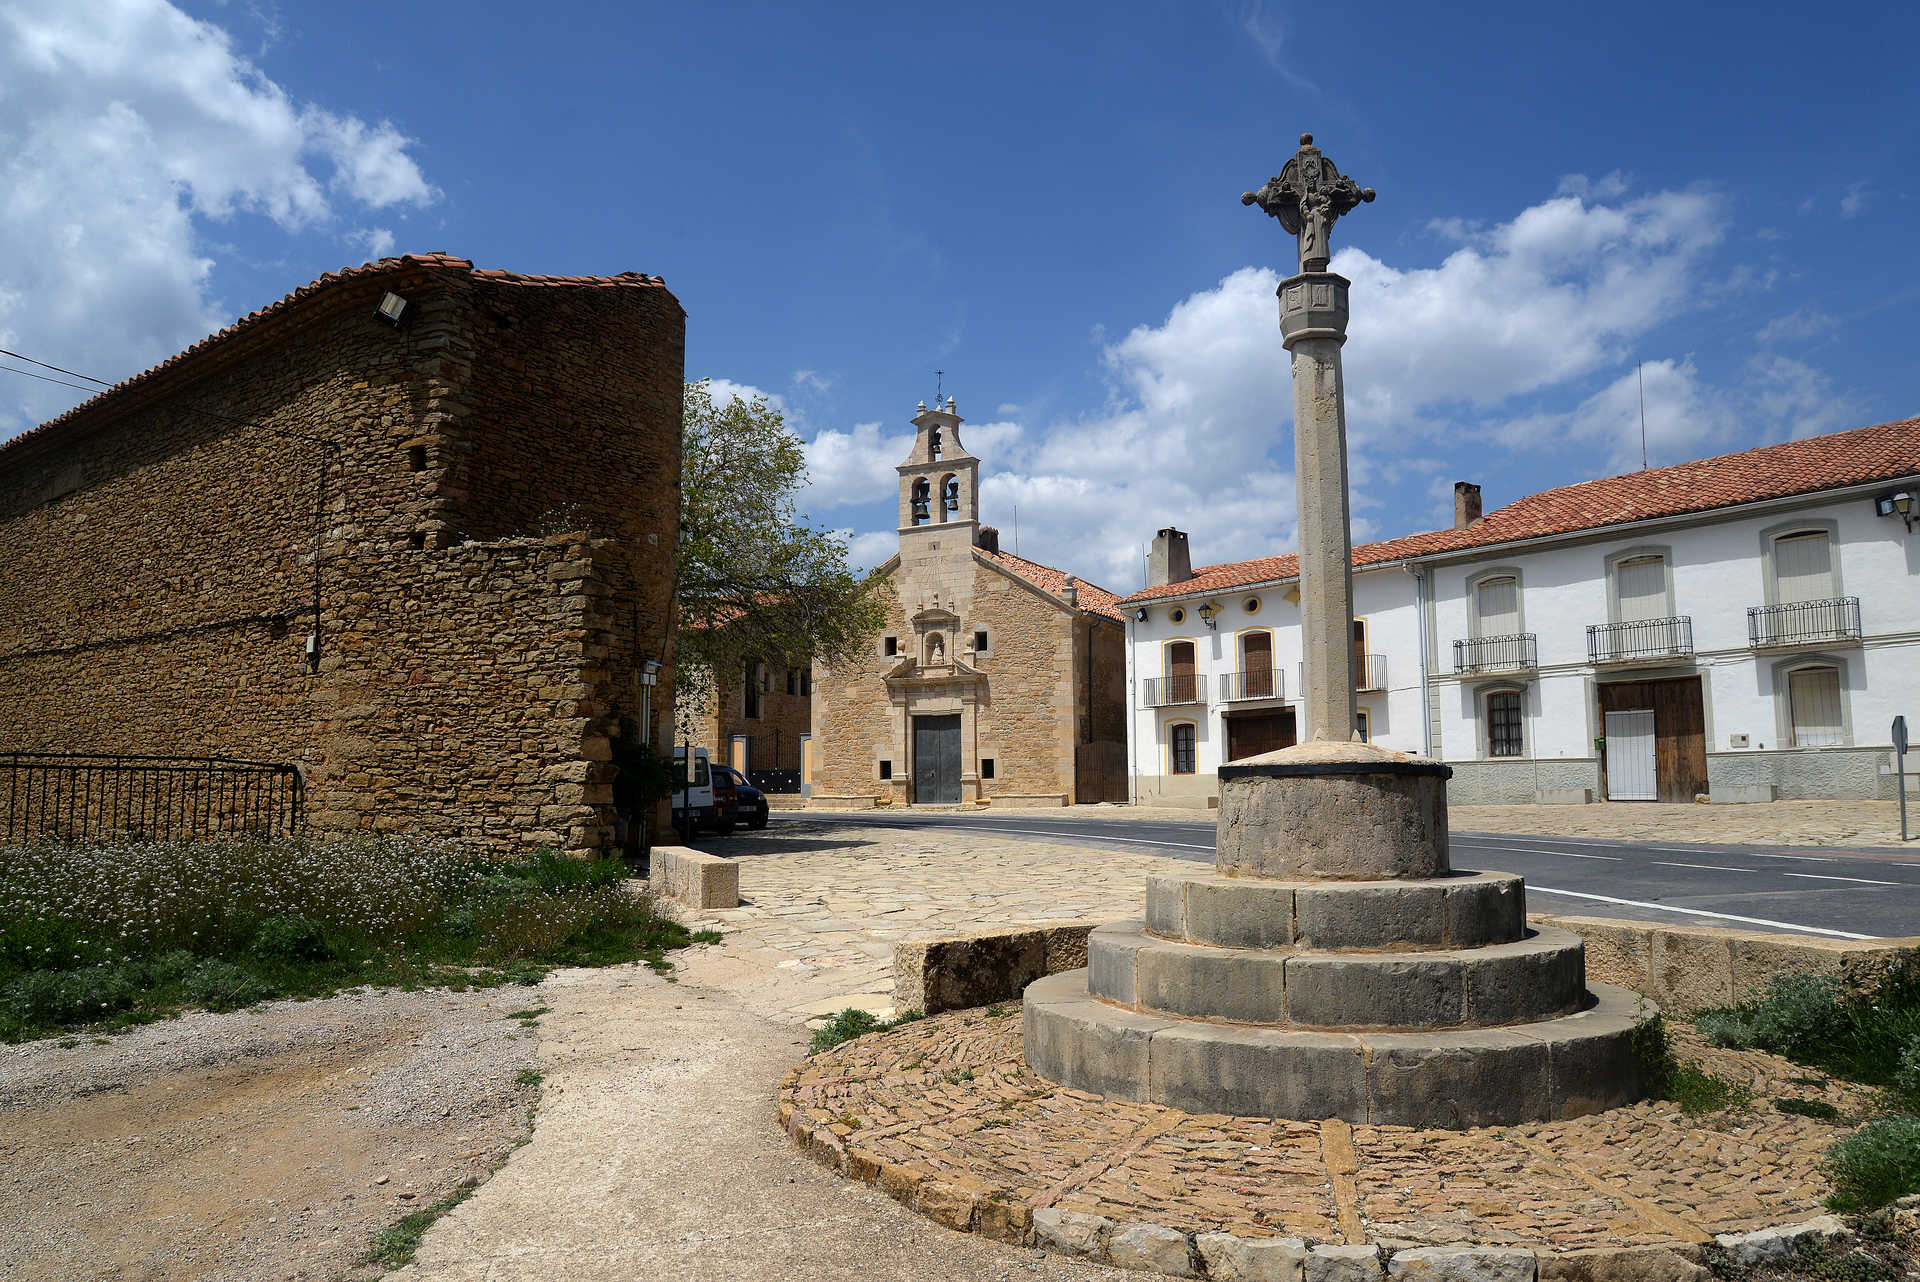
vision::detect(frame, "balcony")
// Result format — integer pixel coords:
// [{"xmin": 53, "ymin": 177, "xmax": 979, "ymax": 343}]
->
[
  {"xmin": 1142, "ymin": 674, "xmax": 1206, "ymax": 707},
  {"xmin": 1357, "ymin": 653, "xmax": 1387, "ymax": 692},
  {"xmin": 1220, "ymin": 667, "xmax": 1286, "ymax": 703},
  {"xmin": 1749, "ymin": 597, "xmax": 1862, "ymax": 648},
  {"xmin": 1453, "ymin": 633, "xmax": 1539, "ymax": 675},
  {"xmin": 1587, "ymin": 616, "xmax": 1694, "ymax": 665}
]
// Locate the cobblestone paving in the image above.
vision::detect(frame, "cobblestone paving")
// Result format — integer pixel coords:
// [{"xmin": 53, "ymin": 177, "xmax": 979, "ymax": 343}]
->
[{"xmin": 782, "ymin": 1011, "xmax": 1875, "ymax": 1252}]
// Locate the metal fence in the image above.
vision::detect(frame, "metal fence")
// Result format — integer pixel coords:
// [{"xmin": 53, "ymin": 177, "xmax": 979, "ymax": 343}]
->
[
  {"xmin": 0, "ymin": 753, "xmax": 304, "ymax": 844},
  {"xmin": 1586, "ymin": 616, "xmax": 1695, "ymax": 665},
  {"xmin": 1453, "ymin": 633, "xmax": 1539, "ymax": 674},
  {"xmin": 1142, "ymin": 674, "xmax": 1206, "ymax": 706},
  {"xmin": 1748, "ymin": 597, "xmax": 1862, "ymax": 648}
]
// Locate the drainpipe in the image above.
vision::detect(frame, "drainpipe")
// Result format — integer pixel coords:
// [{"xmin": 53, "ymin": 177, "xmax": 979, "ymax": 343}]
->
[
  {"xmin": 1406, "ymin": 563, "xmax": 1434, "ymax": 758},
  {"xmin": 1125, "ymin": 610, "xmax": 1138, "ymax": 806}
]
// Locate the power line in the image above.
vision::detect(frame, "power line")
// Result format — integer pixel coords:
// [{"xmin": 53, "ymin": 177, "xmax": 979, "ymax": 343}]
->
[
  {"xmin": 0, "ymin": 346, "xmax": 112, "ymax": 386},
  {"xmin": 0, "ymin": 363, "xmax": 99, "ymax": 394}
]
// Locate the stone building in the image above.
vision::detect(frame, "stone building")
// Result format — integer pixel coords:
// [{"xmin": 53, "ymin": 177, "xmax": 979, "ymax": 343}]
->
[
  {"xmin": 0, "ymin": 253, "xmax": 684, "ymax": 851},
  {"xmin": 810, "ymin": 399, "xmax": 1127, "ymax": 807},
  {"xmin": 686, "ymin": 646, "xmax": 812, "ymax": 792}
]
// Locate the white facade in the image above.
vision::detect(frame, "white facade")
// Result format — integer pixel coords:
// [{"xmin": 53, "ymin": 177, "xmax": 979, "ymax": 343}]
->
[{"xmin": 1125, "ymin": 481, "xmax": 1920, "ymax": 806}]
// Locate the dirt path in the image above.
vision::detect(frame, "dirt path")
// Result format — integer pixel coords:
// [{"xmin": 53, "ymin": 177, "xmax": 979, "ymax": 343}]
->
[{"xmin": 0, "ymin": 987, "xmax": 539, "ymax": 1281}]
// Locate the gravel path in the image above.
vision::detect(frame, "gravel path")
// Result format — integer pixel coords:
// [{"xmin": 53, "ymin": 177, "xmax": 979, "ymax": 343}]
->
[{"xmin": 0, "ymin": 985, "xmax": 542, "ymax": 1281}]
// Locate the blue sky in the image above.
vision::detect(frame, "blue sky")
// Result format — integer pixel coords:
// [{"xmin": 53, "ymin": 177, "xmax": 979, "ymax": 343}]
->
[{"xmin": 2, "ymin": 0, "xmax": 1915, "ymax": 590}]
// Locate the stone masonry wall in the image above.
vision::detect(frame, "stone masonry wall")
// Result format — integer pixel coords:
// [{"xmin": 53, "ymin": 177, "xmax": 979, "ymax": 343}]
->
[
  {"xmin": 0, "ymin": 259, "xmax": 682, "ymax": 852},
  {"xmin": 972, "ymin": 568, "xmax": 1077, "ymax": 800}
]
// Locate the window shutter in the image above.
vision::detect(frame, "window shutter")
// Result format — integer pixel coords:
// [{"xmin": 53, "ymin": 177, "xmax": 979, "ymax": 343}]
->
[
  {"xmin": 1616, "ymin": 556, "xmax": 1666, "ymax": 622},
  {"xmin": 1476, "ymin": 576, "xmax": 1519, "ymax": 635},
  {"xmin": 1774, "ymin": 532, "xmax": 1832, "ymax": 604},
  {"xmin": 1788, "ymin": 667, "xmax": 1843, "ymax": 747}
]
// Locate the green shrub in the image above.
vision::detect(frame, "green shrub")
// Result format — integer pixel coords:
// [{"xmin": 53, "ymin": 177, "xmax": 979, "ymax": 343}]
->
[
  {"xmin": 1696, "ymin": 965, "xmax": 1920, "ymax": 1100},
  {"xmin": 185, "ymin": 961, "xmax": 272, "ymax": 1012},
  {"xmin": 1823, "ymin": 1115, "xmax": 1920, "ymax": 1211},
  {"xmin": 1697, "ymin": 972, "xmax": 1845, "ymax": 1056},
  {"xmin": 1895, "ymin": 1035, "xmax": 1920, "ymax": 1100},
  {"xmin": 808, "ymin": 1007, "xmax": 922, "ymax": 1055},
  {"xmin": 1775, "ymin": 1097, "xmax": 1841, "ymax": 1120},
  {"xmin": 250, "ymin": 915, "xmax": 332, "ymax": 963},
  {"xmin": 1630, "ymin": 1011, "xmax": 1751, "ymax": 1116}
]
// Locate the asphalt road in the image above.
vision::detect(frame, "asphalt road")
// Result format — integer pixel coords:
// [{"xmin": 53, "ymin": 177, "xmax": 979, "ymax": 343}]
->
[{"xmin": 768, "ymin": 809, "xmax": 1920, "ymax": 940}]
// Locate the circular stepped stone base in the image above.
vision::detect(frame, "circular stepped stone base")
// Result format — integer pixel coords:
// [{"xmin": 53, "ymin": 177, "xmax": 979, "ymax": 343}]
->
[
  {"xmin": 1087, "ymin": 920, "xmax": 1586, "ymax": 1029},
  {"xmin": 1023, "ymin": 969, "xmax": 1648, "ymax": 1127},
  {"xmin": 1146, "ymin": 869, "xmax": 1525, "ymax": 950}
]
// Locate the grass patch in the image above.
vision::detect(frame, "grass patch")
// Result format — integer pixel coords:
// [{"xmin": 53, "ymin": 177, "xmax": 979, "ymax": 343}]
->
[
  {"xmin": 1697, "ymin": 969, "xmax": 1920, "ymax": 1110},
  {"xmin": 363, "ymin": 1180, "xmax": 479, "ymax": 1268},
  {"xmin": 0, "ymin": 836, "xmax": 704, "ymax": 1043},
  {"xmin": 807, "ymin": 1007, "xmax": 922, "ymax": 1055},
  {"xmin": 1775, "ymin": 1097, "xmax": 1841, "ymax": 1121},
  {"xmin": 514, "ymin": 1069, "xmax": 543, "ymax": 1088},
  {"xmin": 1823, "ymin": 1116, "xmax": 1920, "ymax": 1212},
  {"xmin": 1630, "ymin": 1011, "xmax": 1753, "ymax": 1116}
]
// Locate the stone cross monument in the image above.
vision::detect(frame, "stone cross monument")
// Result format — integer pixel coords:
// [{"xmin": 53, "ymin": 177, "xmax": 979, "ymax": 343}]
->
[
  {"xmin": 1243, "ymin": 134, "xmax": 1374, "ymax": 742},
  {"xmin": 1021, "ymin": 134, "xmax": 1648, "ymax": 1127}
]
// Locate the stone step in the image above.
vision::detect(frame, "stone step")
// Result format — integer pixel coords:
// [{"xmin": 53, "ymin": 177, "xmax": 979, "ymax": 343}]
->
[
  {"xmin": 1023, "ymin": 969, "xmax": 1649, "ymax": 1127},
  {"xmin": 1145, "ymin": 869, "xmax": 1524, "ymax": 951},
  {"xmin": 1086, "ymin": 920, "xmax": 1586, "ymax": 1030}
]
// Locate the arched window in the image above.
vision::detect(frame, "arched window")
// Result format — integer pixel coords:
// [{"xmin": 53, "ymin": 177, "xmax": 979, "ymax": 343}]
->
[
  {"xmin": 1169, "ymin": 723, "xmax": 1197, "ymax": 775},
  {"xmin": 910, "ymin": 477, "xmax": 931, "ymax": 525},
  {"xmin": 942, "ymin": 476, "xmax": 960, "ymax": 519},
  {"xmin": 1787, "ymin": 665, "xmax": 1843, "ymax": 747},
  {"xmin": 1475, "ymin": 575, "xmax": 1520, "ymax": 637},
  {"xmin": 1165, "ymin": 640, "xmax": 1196, "ymax": 704},
  {"xmin": 929, "ymin": 427, "xmax": 942, "ymax": 459},
  {"xmin": 1239, "ymin": 630, "xmax": 1275, "ymax": 698},
  {"xmin": 1486, "ymin": 689, "xmax": 1524, "ymax": 757}
]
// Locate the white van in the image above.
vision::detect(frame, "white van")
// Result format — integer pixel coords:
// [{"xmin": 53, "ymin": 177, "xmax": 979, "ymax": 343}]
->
[{"xmin": 670, "ymin": 746, "xmax": 716, "ymax": 843}]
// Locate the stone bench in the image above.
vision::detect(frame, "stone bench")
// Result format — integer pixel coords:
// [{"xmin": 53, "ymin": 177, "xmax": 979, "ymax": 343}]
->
[
  {"xmin": 892, "ymin": 921, "xmax": 1098, "ymax": 1015},
  {"xmin": 647, "ymin": 845, "xmax": 739, "ymax": 911}
]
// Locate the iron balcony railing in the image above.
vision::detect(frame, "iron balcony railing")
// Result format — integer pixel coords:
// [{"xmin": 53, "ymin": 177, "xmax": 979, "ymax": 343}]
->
[
  {"xmin": 1586, "ymin": 616, "xmax": 1694, "ymax": 664},
  {"xmin": 1219, "ymin": 667, "xmax": 1286, "ymax": 702},
  {"xmin": 1142, "ymin": 674, "xmax": 1206, "ymax": 707},
  {"xmin": 1453, "ymin": 633, "xmax": 1539, "ymax": 674},
  {"xmin": 1357, "ymin": 653, "xmax": 1387, "ymax": 692},
  {"xmin": 1, "ymin": 752, "xmax": 304, "ymax": 844},
  {"xmin": 1748, "ymin": 597, "xmax": 1862, "ymax": 648}
]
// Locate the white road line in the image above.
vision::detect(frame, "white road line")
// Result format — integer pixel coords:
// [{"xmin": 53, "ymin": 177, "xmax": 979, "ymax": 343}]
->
[
  {"xmin": 1653, "ymin": 861, "xmax": 1755, "ymax": 873},
  {"xmin": 1676, "ymin": 849, "xmax": 1838, "ymax": 864},
  {"xmin": 1456, "ymin": 844, "xmax": 1622, "ymax": 861},
  {"xmin": 1782, "ymin": 872, "xmax": 1905, "ymax": 887},
  {"xmin": 1526, "ymin": 886, "xmax": 1870, "ymax": 939},
  {"xmin": 983, "ymin": 826, "xmax": 1218, "ymax": 852}
]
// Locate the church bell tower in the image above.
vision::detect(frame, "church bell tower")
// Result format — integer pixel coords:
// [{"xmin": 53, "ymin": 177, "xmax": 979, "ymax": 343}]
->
[{"xmin": 896, "ymin": 396, "xmax": 979, "ymax": 554}]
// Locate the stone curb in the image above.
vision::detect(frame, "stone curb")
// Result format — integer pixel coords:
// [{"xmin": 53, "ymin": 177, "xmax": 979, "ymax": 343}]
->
[{"xmin": 776, "ymin": 1068, "xmax": 1848, "ymax": 1281}]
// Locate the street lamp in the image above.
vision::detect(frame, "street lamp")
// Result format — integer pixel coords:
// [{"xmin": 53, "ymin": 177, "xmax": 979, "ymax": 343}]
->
[
  {"xmin": 1196, "ymin": 601, "xmax": 1220, "ymax": 630},
  {"xmin": 1875, "ymin": 490, "xmax": 1915, "ymax": 533}
]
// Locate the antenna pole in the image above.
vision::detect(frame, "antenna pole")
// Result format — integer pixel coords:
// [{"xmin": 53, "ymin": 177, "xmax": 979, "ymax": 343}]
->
[
  {"xmin": 1637, "ymin": 361, "xmax": 1648, "ymax": 471},
  {"xmin": 1014, "ymin": 503, "xmax": 1019, "ymax": 556}
]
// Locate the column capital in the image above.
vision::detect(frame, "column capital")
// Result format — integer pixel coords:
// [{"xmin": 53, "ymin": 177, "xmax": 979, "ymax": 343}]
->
[{"xmin": 1278, "ymin": 270, "xmax": 1350, "ymax": 349}]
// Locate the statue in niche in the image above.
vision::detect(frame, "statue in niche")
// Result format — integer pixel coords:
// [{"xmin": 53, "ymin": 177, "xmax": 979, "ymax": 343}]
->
[{"xmin": 926, "ymin": 633, "xmax": 945, "ymax": 666}]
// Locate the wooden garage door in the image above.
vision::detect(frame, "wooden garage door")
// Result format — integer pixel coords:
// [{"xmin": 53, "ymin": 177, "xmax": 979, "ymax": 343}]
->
[
  {"xmin": 1598, "ymin": 677, "xmax": 1706, "ymax": 803},
  {"xmin": 1227, "ymin": 709, "xmax": 1296, "ymax": 762}
]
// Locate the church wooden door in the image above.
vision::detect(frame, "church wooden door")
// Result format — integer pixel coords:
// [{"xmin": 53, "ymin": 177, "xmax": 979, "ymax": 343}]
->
[{"xmin": 912, "ymin": 714, "xmax": 962, "ymax": 804}]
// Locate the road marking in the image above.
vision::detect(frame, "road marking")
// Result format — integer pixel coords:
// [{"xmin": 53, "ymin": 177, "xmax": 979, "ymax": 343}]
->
[
  {"xmin": 1653, "ymin": 861, "xmax": 1754, "ymax": 873},
  {"xmin": 984, "ymin": 826, "xmax": 1217, "ymax": 852},
  {"xmin": 1781, "ymin": 872, "xmax": 1905, "ymax": 887},
  {"xmin": 1683, "ymin": 849, "xmax": 1837, "ymax": 864},
  {"xmin": 1456, "ymin": 844, "xmax": 1622, "ymax": 861},
  {"xmin": 1526, "ymin": 885, "xmax": 1870, "ymax": 939}
]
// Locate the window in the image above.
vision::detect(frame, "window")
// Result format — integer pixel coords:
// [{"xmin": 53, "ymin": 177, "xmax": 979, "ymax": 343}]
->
[
  {"xmin": 929, "ymin": 427, "xmax": 942, "ymax": 458},
  {"xmin": 1243, "ymin": 596, "xmax": 1261, "ymax": 614},
  {"xmin": 1354, "ymin": 709, "xmax": 1371, "ymax": 743},
  {"xmin": 973, "ymin": 629, "xmax": 989, "ymax": 655},
  {"xmin": 1170, "ymin": 723, "xmax": 1197, "ymax": 774},
  {"xmin": 1616, "ymin": 554, "xmax": 1667, "ymax": 622},
  {"xmin": 1239, "ymin": 631, "xmax": 1275, "ymax": 698},
  {"xmin": 1165, "ymin": 640, "xmax": 1197, "ymax": 703},
  {"xmin": 878, "ymin": 760, "xmax": 893, "ymax": 780},
  {"xmin": 1475, "ymin": 575, "xmax": 1520, "ymax": 636},
  {"xmin": 981, "ymin": 758, "xmax": 996, "ymax": 779},
  {"xmin": 910, "ymin": 478, "xmax": 931, "ymax": 525},
  {"xmin": 758, "ymin": 664, "xmax": 773, "ymax": 692},
  {"xmin": 883, "ymin": 635, "xmax": 898, "ymax": 656},
  {"xmin": 1487, "ymin": 691, "xmax": 1524, "ymax": 757},
  {"xmin": 942, "ymin": 476, "xmax": 960, "ymax": 518},
  {"xmin": 1788, "ymin": 666, "xmax": 1844, "ymax": 747},
  {"xmin": 408, "ymin": 444, "xmax": 428, "ymax": 472},
  {"xmin": 744, "ymin": 665, "xmax": 763, "ymax": 719},
  {"xmin": 800, "ymin": 669, "xmax": 812, "ymax": 696},
  {"xmin": 786, "ymin": 668, "xmax": 799, "ymax": 696},
  {"xmin": 1774, "ymin": 531, "xmax": 1834, "ymax": 604},
  {"xmin": 1169, "ymin": 607, "xmax": 1186, "ymax": 625}
]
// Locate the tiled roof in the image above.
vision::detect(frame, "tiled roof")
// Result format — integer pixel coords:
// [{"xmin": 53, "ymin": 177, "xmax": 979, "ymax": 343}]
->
[
  {"xmin": 1121, "ymin": 417, "xmax": 1920, "ymax": 603},
  {"xmin": 983, "ymin": 548, "xmax": 1125, "ymax": 622},
  {"xmin": 2, "ymin": 253, "xmax": 676, "ymax": 464}
]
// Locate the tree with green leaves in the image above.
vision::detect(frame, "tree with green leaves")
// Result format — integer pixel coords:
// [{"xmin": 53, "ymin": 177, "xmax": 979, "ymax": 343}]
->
[{"xmin": 673, "ymin": 379, "xmax": 891, "ymax": 739}]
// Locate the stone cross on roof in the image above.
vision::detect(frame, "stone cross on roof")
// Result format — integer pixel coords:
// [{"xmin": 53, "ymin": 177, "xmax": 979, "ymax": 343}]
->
[{"xmin": 1242, "ymin": 133, "xmax": 1376, "ymax": 273}]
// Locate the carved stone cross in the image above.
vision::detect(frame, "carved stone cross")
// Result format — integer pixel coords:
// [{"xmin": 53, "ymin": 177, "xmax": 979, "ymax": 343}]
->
[{"xmin": 1242, "ymin": 133, "xmax": 1376, "ymax": 274}]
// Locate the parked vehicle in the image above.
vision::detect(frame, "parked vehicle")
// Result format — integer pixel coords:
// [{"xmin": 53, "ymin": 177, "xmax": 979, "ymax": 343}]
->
[
  {"xmin": 670, "ymin": 746, "xmax": 715, "ymax": 843},
  {"xmin": 711, "ymin": 765, "xmax": 769, "ymax": 830},
  {"xmin": 708, "ymin": 766, "xmax": 739, "ymax": 836}
]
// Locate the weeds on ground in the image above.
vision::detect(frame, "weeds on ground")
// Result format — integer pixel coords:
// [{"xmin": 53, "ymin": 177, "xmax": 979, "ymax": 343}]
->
[
  {"xmin": 1630, "ymin": 1010, "xmax": 1753, "ymax": 1116},
  {"xmin": 514, "ymin": 1069, "xmax": 543, "ymax": 1088},
  {"xmin": 1705, "ymin": 1209, "xmax": 1915, "ymax": 1282},
  {"xmin": 1697, "ymin": 969, "xmax": 1920, "ymax": 1110},
  {"xmin": 1775, "ymin": 1097, "xmax": 1842, "ymax": 1121},
  {"xmin": 0, "ymin": 836, "xmax": 702, "ymax": 1043},
  {"xmin": 807, "ymin": 1007, "xmax": 923, "ymax": 1055},
  {"xmin": 1822, "ymin": 1116, "xmax": 1920, "ymax": 1211},
  {"xmin": 363, "ymin": 1179, "xmax": 480, "ymax": 1268}
]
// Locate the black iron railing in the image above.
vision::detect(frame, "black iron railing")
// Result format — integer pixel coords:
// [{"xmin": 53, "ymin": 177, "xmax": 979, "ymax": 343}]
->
[
  {"xmin": 1219, "ymin": 667, "xmax": 1286, "ymax": 702},
  {"xmin": 1748, "ymin": 597, "xmax": 1862, "ymax": 648},
  {"xmin": 1357, "ymin": 653, "xmax": 1388, "ymax": 692},
  {"xmin": 1142, "ymin": 674, "xmax": 1206, "ymax": 707},
  {"xmin": 1453, "ymin": 633, "xmax": 1539, "ymax": 674},
  {"xmin": 1587, "ymin": 616, "xmax": 1694, "ymax": 664},
  {"xmin": 0, "ymin": 753, "xmax": 303, "ymax": 844}
]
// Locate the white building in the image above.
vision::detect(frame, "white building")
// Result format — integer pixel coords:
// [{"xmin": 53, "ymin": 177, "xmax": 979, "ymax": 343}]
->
[{"xmin": 1122, "ymin": 419, "xmax": 1920, "ymax": 806}]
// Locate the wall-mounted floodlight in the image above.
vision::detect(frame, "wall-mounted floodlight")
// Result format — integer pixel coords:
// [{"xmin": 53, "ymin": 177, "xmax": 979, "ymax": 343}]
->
[
  {"xmin": 376, "ymin": 291, "xmax": 410, "ymax": 328},
  {"xmin": 1875, "ymin": 490, "xmax": 1915, "ymax": 533},
  {"xmin": 1134, "ymin": 607, "xmax": 1149, "ymax": 623}
]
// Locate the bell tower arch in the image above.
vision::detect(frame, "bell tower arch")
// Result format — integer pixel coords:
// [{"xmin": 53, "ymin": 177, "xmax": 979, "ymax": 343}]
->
[{"xmin": 896, "ymin": 396, "xmax": 978, "ymax": 542}]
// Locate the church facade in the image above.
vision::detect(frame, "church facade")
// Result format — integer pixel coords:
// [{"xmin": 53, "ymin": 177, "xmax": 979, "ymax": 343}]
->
[{"xmin": 809, "ymin": 399, "xmax": 1127, "ymax": 807}]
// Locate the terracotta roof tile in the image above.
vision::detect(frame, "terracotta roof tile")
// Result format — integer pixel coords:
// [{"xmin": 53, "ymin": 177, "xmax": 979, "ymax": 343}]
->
[
  {"xmin": 1121, "ymin": 418, "xmax": 1920, "ymax": 603},
  {"xmin": 983, "ymin": 548, "xmax": 1125, "ymax": 622},
  {"xmin": 4, "ymin": 254, "xmax": 677, "ymax": 464}
]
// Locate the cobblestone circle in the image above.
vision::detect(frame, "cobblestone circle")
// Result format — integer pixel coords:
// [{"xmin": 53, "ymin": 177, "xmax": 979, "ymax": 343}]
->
[{"xmin": 779, "ymin": 1007, "xmax": 1873, "ymax": 1264}]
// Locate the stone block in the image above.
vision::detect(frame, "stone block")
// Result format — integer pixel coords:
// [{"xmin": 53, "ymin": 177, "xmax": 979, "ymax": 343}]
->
[
  {"xmin": 1541, "ymin": 916, "xmax": 1652, "ymax": 997},
  {"xmin": 1286, "ymin": 954, "xmax": 1465, "ymax": 1029},
  {"xmin": 1713, "ymin": 1215, "xmax": 1847, "ymax": 1266},
  {"xmin": 1533, "ymin": 788, "xmax": 1593, "ymax": 805},
  {"xmin": 1134, "ymin": 939, "xmax": 1288, "ymax": 1023},
  {"xmin": 1388, "ymin": 1247, "xmax": 1536, "ymax": 1282},
  {"xmin": 1023, "ymin": 974, "xmax": 1172, "ymax": 1099},
  {"xmin": 1711, "ymin": 784, "xmax": 1777, "ymax": 803},
  {"xmin": 1042, "ymin": 922, "xmax": 1096, "ymax": 972},
  {"xmin": 894, "ymin": 928, "xmax": 1046, "ymax": 1016},
  {"xmin": 1533, "ymin": 984, "xmax": 1650, "ymax": 1119},
  {"xmin": 1033, "ymin": 1208, "xmax": 1113, "ymax": 1259},
  {"xmin": 1197, "ymin": 1233, "xmax": 1308, "ymax": 1282},
  {"xmin": 976, "ymin": 1197, "xmax": 1031, "ymax": 1243},
  {"xmin": 1461, "ymin": 931, "xmax": 1585, "ymax": 1026},
  {"xmin": 1110, "ymin": 1223, "xmax": 1197, "ymax": 1276},
  {"xmin": 1147, "ymin": 1021, "xmax": 1368, "ymax": 1119},
  {"xmin": 1445, "ymin": 876, "xmax": 1526, "ymax": 948},
  {"xmin": 1650, "ymin": 930, "xmax": 1734, "ymax": 1015},
  {"xmin": 917, "ymin": 1179, "xmax": 979, "ymax": 1231},
  {"xmin": 1087, "ymin": 923, "xmax": 1155, "ymax": 1006},
  {"xmin": 647, "ymin": 846, "xmax": 738, "ymax": 910},
  {"xmin": 1726, "ymin": 934, "xmax": 1850, "ymax": 1006},
  {"xmin": 1146, "ymin": 875, "xmax": 1188, "ymax": 936},
  {"xmin": 1217, "ymin": 747, "xmax": 1449, "ymax": 881},
  {"xmin": 1364, "ymin": 1030, "xmax": 1550, "ymax": 1128},
  {"xmin": 1306, "ymin": 1244, "xmax": 1385, "ymax": 1282},
  {"xmin": 1295, "ymin": 882, "xmax": 1444, "ymax": 950},
  {"xmin": 1184, "ymin": 877, "xmax": 1297, "ymax": 949},
  {"xmin": 1537, "ymin": 1246, "xmax": 1708, "ymax": 1282}
]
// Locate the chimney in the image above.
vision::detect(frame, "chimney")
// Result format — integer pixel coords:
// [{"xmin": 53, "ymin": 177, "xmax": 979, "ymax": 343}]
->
[
  {"xmin": 1063, "ymin": 575, "xmax": 1079, "ymax": 608},
  {"xmin": 975, "ymin": 525, "xmax": 1000, "ymax": 554},
  {"xmin": 1147, "ymin": 528, "xmax": 1192, "ymax": 587},
  {"xmin": 1453, "ymin": 482, "xmax": 1482, "ymax": 529}
]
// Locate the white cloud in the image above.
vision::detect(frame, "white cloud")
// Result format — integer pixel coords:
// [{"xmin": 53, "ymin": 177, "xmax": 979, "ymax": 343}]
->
[
  {"xmin": 835, "ymin": 529, "xmax": 898, "ymax": 574},
  {"xmin": 791, "ymin": 368, "xmax": 832, "ymax": 392},
  {"xmin": 804, "ymin": 419, "xmax": 910, "ymax": 509},
  {"xmin": 0, "ymin": 0, "xmax": 435, "ymax": 433},
  {"xmin": 1755, "ymin": 308, "xmax": 1838, "ymax": 345},
  {"xmin": 1840, "ymin": 181, "xmax": 1873, "ymax": 220}
]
